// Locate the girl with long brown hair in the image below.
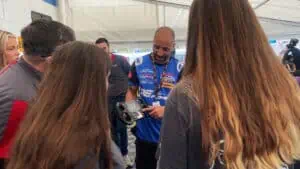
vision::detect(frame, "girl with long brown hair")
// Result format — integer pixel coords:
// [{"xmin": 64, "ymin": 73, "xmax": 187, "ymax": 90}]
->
[
  {"xmin": 7, "ymin": 41, "xmax": 113, "ymax": 169},
  {"xmin": 158, "ymin": 0, "xmax": 300, "ymax": 169}
]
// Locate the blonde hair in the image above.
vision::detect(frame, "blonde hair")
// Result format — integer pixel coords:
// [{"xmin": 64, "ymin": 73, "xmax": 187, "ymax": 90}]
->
[{"xmin": 0, "ymin": 30, "xmax": 16, "ymax": 69}]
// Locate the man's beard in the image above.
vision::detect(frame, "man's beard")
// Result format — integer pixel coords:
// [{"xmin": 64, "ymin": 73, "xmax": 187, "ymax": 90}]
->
[{"xmin": 152, "ymin": 53, "xmax": 170, "ymax": 65}]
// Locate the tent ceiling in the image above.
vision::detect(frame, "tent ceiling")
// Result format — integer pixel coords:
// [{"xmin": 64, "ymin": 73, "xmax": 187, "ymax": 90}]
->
[{"xmin": 68, "ymin": 0, "xmax": 300, "ymax": 44}]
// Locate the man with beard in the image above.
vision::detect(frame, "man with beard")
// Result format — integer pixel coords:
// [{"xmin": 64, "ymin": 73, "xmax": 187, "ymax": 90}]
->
[{"xmin": 126, "ymin": 27, "xmax": 182, "ymax": 169}]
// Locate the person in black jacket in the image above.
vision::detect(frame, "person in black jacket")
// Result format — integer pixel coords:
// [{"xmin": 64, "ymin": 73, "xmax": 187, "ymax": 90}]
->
[{"xmin": 282, "ymin": 39, "xmax": 300, "ymax": 73}]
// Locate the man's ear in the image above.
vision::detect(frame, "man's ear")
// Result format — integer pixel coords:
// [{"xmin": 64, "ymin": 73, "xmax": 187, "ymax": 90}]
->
[{"xmin": 171, "ymin": 42, "xmax": 176, "ymax": 53}]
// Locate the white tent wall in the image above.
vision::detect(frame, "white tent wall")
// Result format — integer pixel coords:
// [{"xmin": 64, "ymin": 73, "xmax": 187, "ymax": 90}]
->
[
  {"xmin": 70, "ymin": 0, "xmax": 190, "ymax": 43},
  {"xmin": 0, "ymin": 0, "xmax": 299, "ymax": 54},
  {"xmin": 110, "ymin": 41, "xmax": 186, "ymax": 50},
  {"xmin": 0, "ymin": 0, "xmax": 58, "ymax": 35},
  {"xmin": 256, "ymin": 0, "xmax": 300, "ymax": 39},
  {"xmin": 68, "ymin": 0, "xmax": 300, "ymax": 51}
]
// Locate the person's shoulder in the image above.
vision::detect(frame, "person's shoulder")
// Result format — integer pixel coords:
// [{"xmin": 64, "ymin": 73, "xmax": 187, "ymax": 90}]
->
[
  {"xmin": 166, "ymin": 77, "xmax": 196, "ymax": 125},
  {"xmin": 113, "ymin": 54, "xmax": 128, "ymax": 62},
  {"xmin": 0, "ymin": 82, "xmax": 15, "ymax": 100},
  {"xmin": 0, "ymin": 63, "xmax": 20, "ymax": 91},
  {"xmin": 170, "ymin": 56, "xmax": 179, "ymax": 62},
  {"xmin": 169, "ymin": 57, "xmax": 183, "ymax": 71},
  {"xmin": 0, "ymin": 60, "xmax": 19, "ymax": 77},
  {"xmin": 133, "ymin": 54, "xmax": 151, "ymax": 66},
  {"xmin": 0, "ymin": 63, "xmax": 28, "ymax": 100},
  {"xmin": 168, "ymin": 77, "xmax": 193, "ymax": 104},
  {"xmin": 293, "ymin": 47, "xmax": 300, "ymax": 56},
  {"xmin": 0, "ymin": 77, "xmax": 17, "ymax": 107},
  {"xmin": 141, "ymin": 53, "xmax": 152, "ymax": 61},
  {"xmin": 294, "ymin": 47, "xmax": 300, "ymax": 51}
]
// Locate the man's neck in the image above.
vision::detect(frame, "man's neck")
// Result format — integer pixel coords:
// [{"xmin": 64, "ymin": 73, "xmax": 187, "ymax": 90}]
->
[{"xmin": 22, "ymin": 55, "xmax": 46, "ymax": 73}]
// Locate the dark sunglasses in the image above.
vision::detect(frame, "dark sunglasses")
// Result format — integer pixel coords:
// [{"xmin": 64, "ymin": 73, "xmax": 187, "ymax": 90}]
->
[{"xmin": 153, "ymin": 44, "xmax": 171, "ymax": 52}]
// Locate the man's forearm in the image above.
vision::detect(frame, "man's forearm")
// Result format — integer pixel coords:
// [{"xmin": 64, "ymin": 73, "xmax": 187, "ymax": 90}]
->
[{"xmin": 125, "ymin": 87, "xmax": 138, "ymax": 102}]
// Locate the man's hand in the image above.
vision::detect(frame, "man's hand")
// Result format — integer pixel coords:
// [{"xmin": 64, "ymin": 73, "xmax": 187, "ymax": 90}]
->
[{"xmin": 142, "ymin": 106, "xmax": 165, "ymax": 119}]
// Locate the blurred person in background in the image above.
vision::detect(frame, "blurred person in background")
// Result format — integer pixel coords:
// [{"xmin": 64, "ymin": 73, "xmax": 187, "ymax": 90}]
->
[
  {"xmin": 96, "ymin": 38, "xmax": 132, "ymax": 167},
  {"xmin": 158, "ymin": 0, "xmax": 300, "ymax": 169},
  {"xmin": 0, "ymin": 30, "xmax": 19, "ymax": 70},
  {"xmin": 283, "ymin": 39, "xmax": 300, "ymax": 77},
  {"xmin": 282, "ymin": 38, "xmax": 300, "ymax": 72}
]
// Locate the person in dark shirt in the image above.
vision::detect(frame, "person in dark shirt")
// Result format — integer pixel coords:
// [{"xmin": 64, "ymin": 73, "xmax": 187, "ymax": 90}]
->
[
  {"xmin": 95, "ymin": 38, "xmax": 132, "ymax": 167},
  {"xmin": 282, "ymin": 38, "xmax": 300, "ymax": 72}
]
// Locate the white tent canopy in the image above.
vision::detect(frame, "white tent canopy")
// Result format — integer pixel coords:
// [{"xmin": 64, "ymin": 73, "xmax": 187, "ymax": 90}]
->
[{"xmin": 64, "ymin": 0, "xmax": 300, "ymax": 49}]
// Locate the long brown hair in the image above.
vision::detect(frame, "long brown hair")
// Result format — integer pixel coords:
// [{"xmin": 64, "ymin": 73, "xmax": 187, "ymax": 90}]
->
[
  {"xmin": 184, "ymin": 0, "xmax": 300, "ymax": 169},
  {"xmin": 7, "ymin": 41, "xmax": 112, "ymax": 169}
]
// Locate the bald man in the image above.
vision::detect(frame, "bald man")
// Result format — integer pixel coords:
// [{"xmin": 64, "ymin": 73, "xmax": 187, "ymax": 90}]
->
[{"xmin": 126, "ymin": 27, "xmax": 183, "ymax": 169}]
